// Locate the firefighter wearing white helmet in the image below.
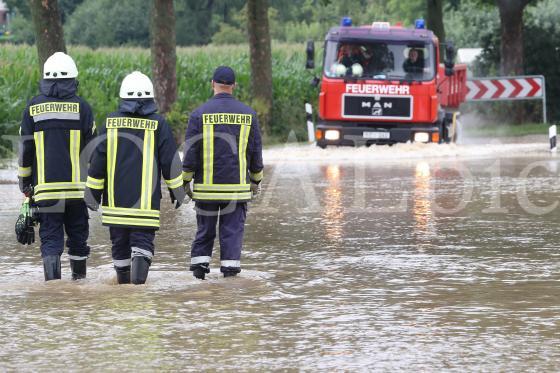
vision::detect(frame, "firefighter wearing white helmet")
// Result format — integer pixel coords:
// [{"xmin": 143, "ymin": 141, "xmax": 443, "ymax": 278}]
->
[
  {"xmin": 351, "ymin": 63, "xmax": 363, "ymax": 77},
  {"xmin": 43, "ymin": 52, "xmax": 78, "ymax": 79},
  {"xmin": 119, "ymin": 71, "xmax": 154, "ymax": 99},
  {"xmin": 331, "ymin": 62, "xmax": 347, "ymax": 77},
  {"xmin": 18, "ymin": 52, "xmax": 95, "ymax": 281},
  {"xmin": 85, "ymin": 71, "xmax": 185, "ymax": 285}
]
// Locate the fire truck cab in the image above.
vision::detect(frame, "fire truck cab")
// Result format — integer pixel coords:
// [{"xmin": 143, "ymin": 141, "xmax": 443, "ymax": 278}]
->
[{"xmin": 307, "ymin": 18, "xmax": 467, "ymax": 147}]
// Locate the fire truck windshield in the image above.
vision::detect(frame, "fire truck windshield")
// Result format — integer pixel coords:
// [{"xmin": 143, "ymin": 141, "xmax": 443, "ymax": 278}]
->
[{"xmin": 324, "ymin": 40, "xmax": 435, "ymax": 81}]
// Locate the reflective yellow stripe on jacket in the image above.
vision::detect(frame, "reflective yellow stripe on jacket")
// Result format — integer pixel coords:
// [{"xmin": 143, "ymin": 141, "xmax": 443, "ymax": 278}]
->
[
  {"xmin": 202, "ymin": 123, "xmax": 214, "ymax": 184},
  {"xmin": 33, "ymin": 182, "xmax": 85, "ymax": 202},
  {"xmin": 238, "ymin": 121, "xmax": 251, "ymax": 185},
  {"xmin": 34, "ymin": 182, "xmax": 85, "ymax": 193},
  {"xmin": 164, "ymin": 174, "xmax": 183, "ymax": 189},
  {"xmin": 140, "ymin": 130, "xmax": 155, "ymax": 210},
  {"xmin": 34, "ymin": 191, "xmax": 85, "ymax": 202},
  {"xmin": 193, "ymin": 184, "xmax": 250, "ymax": 192},
  {"xmin": 250, "ymin": 169, "xmax": 264, "ymax": 182},
  {"xmin": 34, "ymin": 131, "xmax": 45, "ymax": 184},
  {"xmin": 86, "ymin": 176, "xmax": 105, "ymax": 190},
  {"xmin": 107, "ymin": 128, "xmax": 118, "ymax": 207},
  {"xmin": 101, "ymin": 216, "xmax": 160, "ymax": 228},
  {"xmin": 70, "ymin": 129, "xmax": 81, "ymax": 182},
  {"xmin": 191, "ymin": 192, "xmax": 252, "ymax": 201},
  {"xmin": 103, "ymin": 206, "xmax": 160, "ymax": 218},
  {"xmin": 102, "ymin": 206, "xmax": 160, "ymax": 228},
  {"xmin": 18, "ymin": 167, "xmax": 32, "ymax": 178},
  {"xmin": 182, "ymin": 171, "xmax": 194, "ymax": 182}
]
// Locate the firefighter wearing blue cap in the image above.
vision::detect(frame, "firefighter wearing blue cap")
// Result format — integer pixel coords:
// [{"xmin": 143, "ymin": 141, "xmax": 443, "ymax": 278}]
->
[
  {"xmin": 18, "ymin": 52, "xmax": 96, "ymax": 281},
  {"xmin": 183, "ymin": 66, "xmax": 264, "ymax": 279},
  {"xmin": 85, "ymin": 71, "xmax": 186, "ymax": 285}
]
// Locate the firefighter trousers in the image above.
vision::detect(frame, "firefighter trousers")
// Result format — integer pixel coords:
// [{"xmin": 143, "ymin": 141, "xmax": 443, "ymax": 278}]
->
[
  {"xmin": 109, "ymin": 227, "xmax": 155, "ymax": 268},
  {"xmin": 190, "ymin": 202, "xmax": 247, "ymax": 273},
  {"xmin": 37, "ymin": 200, "xmax": 90, "ymax": 258}
]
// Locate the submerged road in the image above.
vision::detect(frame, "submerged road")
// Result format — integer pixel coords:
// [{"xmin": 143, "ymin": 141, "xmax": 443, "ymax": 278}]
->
[{"xmin": 0, "ymin": 139, "xmax": 559, "ymax": 370}]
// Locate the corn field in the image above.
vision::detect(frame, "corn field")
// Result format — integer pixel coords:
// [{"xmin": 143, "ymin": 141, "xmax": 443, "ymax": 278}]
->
[{"xmin": 0, "ymin": 43, "xmax": 320, "ymax": 154}]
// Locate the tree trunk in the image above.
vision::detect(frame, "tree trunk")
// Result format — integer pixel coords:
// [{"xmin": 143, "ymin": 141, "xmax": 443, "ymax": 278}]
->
[
  {"xmin": 496, "ymin": 0, "xmax": 531, "ymax": 123},
  {"xmin": 150, "ymin": 0, "xmax": 177, "ymax": 114},
  {"xmin": 427, "ymin": 0, "xmax": 445, "ymax": 43},
  {"xmin": 247, "ymin": 0, "xmax": 273, "ymax": 136},
  {"xmin": 29, "ymin": 0, "xmax": 66, "ymax": 71},
  {"xmin": 496, "ymin": 0, "xmax": 530, "ymax": 76}
]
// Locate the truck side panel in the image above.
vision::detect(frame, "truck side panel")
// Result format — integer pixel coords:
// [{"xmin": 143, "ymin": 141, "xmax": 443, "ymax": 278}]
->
[{"xmin": 438, "ymin": 64, "xmax": 468, "ymax": 109}]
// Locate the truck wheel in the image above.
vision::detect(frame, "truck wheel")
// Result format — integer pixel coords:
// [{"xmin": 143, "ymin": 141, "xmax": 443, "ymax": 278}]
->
[{"xmin": 317, "ymin": 143, "xmax": 327, "ymax": 149}]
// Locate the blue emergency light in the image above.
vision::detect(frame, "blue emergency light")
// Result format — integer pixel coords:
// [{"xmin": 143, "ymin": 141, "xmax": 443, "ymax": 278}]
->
[
  {"xmin": 341, "ymin": 17, "xmax": 352, "ymax": 27},
  {"xmin": 415, "ymin": 19, "xmax": 425, "ymax": 29}
]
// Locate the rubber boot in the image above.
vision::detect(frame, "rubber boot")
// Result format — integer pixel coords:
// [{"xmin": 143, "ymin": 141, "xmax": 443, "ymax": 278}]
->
[
  {"xmin": 191, "ymin": 263, "xmax": 210, "ymax": 280},
  {"xmin": 193, "ymin": 267, "xmax": 206, "ymax": 280},
  {"xmin": 130, "ymin": 256, "xmax": 150, "ymax": 285},
  {"xmin": 43, "ymin": 255, "xmax": 61, "ymax": 281},
  {"xmin": 70, "ymin": 259, "xmax": 87, "ymax": 280},
  {"xmin": 114, "ymin": 265, "xmax": 131, "ymax": 284},
  {"xmin": 221, "ymin": 266, "xmax": 241, "ymax": 278}
]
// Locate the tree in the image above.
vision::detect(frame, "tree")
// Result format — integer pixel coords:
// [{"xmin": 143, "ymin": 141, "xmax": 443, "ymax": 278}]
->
[
  {"xmin": 7, "ymin": 0, "xmax": 85, "ymax": 21},
  {"xmin": 5, "ymin": 0, "xmax": 31, "ymax": 18},
  {"xmin": 496, "ymin": 0, "xmax": 535, "ymax": 122},
  {"xmin": 427, "ymin": 0, "xmax": 445, "ymax": 43},
  {"xmin": 29, "ymin": 0, "xmax": 66, "ymax": 69},
  {"xmin": 58, "ymin": 0, "xmax": 87, "ymax": 22},
  {"xmin": 174, "ymin": 0, "xmax": 227, "ymax": 46},
  {"xmin": 247, "ymin": 0, "xmax": 273, "ymax": 136},
  {"xmin": 496, "ymin": 0, "xmax": 533, "ymax": 75},
  {"xmin": 150, "ymin": 0, "xmax": 177, "ymax": 114},
  {"xmin": 66, "ymin": 0, "xmax": 150, "ymax": 48}
]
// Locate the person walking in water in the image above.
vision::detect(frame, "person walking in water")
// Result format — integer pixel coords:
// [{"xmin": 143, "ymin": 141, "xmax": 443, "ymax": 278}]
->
[
  {"xmin": 182, "ymin": 66, "xmax": 264, "ymax": 280},
  {"xmin": 85, "ymin": 71, "xmax": 185, "ymax": 285},
  {"xmin": 18, "ymin": 52, "xmax": 96, "ymax": 281}
]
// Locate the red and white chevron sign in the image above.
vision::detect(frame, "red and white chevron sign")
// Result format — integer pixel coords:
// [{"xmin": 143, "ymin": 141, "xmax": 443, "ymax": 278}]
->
[{"xmin": 466, "ymin": 76, "xmax": 544, "ymax": 101}]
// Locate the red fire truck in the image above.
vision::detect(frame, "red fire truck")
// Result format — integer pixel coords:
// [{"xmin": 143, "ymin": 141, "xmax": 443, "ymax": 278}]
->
[{"xmin": 306, "ymin": 18, "xmax": 467, "ymax": 147}]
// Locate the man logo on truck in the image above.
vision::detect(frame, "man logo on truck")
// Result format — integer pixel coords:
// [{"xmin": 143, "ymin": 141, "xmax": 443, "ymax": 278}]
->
[{"xmin": 372, "ymin": 102, "xmax": 382, "ymax": 116}]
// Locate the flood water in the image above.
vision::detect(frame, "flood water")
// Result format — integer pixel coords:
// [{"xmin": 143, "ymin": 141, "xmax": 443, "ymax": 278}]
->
[{"xmin": 0, "ymin": 140, "xmax": 559, "ymax": 371}]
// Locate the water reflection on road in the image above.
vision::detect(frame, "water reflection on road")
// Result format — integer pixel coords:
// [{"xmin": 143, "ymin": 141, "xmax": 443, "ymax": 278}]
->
[{"xmin": 0, "ymin": 142, "xmax": 559, "ymax": 371}]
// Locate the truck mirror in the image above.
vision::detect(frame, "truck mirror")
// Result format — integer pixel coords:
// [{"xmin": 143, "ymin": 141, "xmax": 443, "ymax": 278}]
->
[
  {"xmin": 444, "ymin": 41, "xmax": 456, "ymax": 76},
  {"xmin": 306, "ymin": 40, "xmax": 315, "ymax": 69}
]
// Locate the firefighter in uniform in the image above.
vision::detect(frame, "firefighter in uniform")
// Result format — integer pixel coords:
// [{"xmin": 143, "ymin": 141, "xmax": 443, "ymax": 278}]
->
[
  {"xmin": 183, "ymin": 66, "xmax": 263, "ymax": 280},
  {"xmin": 85, "ymin": 71, "xmax": 185, "ymax": 285},
  {"xmin": 18, "ymin": 52, "xmax": 96, "ymax": 281}
]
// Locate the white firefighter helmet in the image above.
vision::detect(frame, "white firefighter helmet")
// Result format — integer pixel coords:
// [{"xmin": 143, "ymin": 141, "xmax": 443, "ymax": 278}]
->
[
  {"xmin": 43, "ymin": 52, "xmax": 78, "ymax": 79},
  {"xmin": 331, "ymin": 63, "xmax": 347, "ymax": 77},
  {"xmin": 351, "ymin": 63, "xmax": 363, "ymax": 77},
  {"xmin": 119, "ymin": 71, "xmax": 155, "ymax": 99}
]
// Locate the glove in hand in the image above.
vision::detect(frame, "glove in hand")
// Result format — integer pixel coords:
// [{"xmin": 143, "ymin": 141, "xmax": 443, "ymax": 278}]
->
[{"xmin": 250, "ymin": 182, "xmax": 261, "ymax": 199}]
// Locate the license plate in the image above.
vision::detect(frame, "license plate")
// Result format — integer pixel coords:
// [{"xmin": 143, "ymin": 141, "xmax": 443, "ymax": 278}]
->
[{"xmin": 363, "ymin": 131, "xmax": 390, "ymax": 139}]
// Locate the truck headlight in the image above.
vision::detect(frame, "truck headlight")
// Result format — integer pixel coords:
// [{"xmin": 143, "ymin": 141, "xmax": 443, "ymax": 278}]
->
[
  {"xmin": 414, "ymin": 132, "xmax": 429, "ymax": 143},
  {"xmin": 325, "ymin": 130, "xmax": 340, "ymax": 141}
]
